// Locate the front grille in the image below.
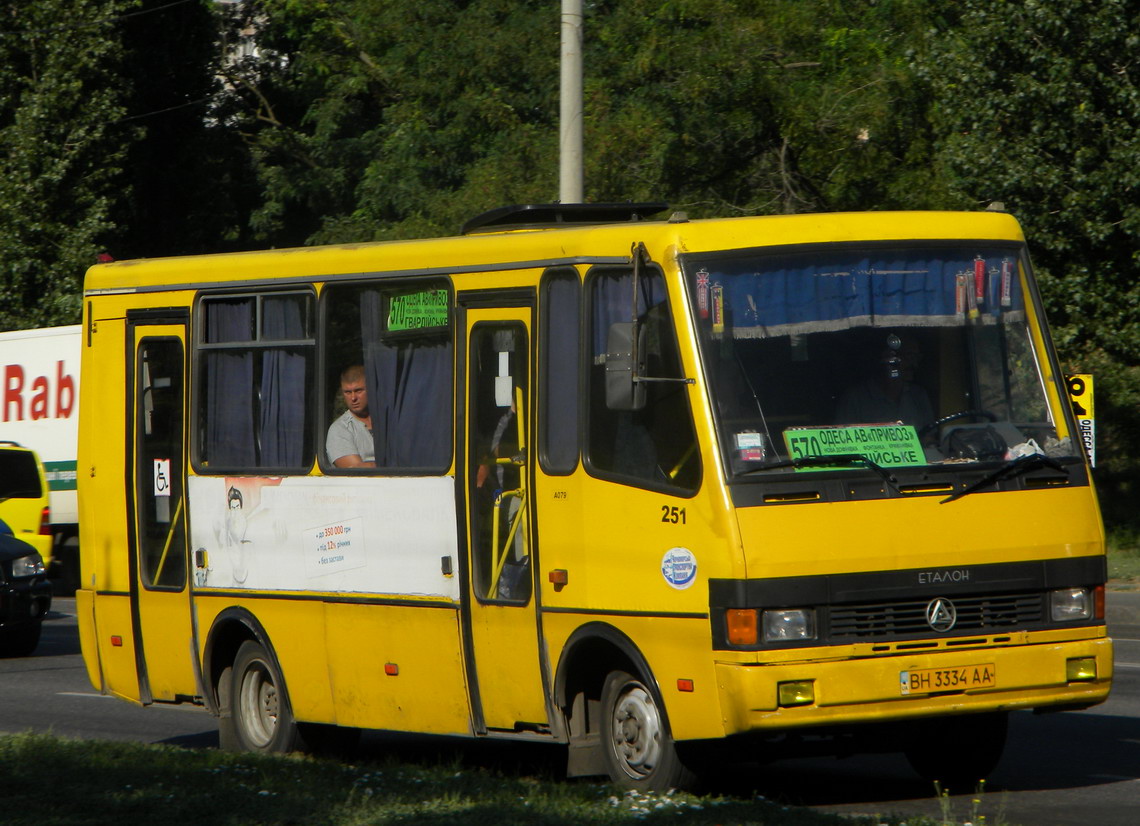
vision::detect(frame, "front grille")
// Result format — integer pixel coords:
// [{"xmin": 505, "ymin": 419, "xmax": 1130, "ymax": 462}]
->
[{"xmin": 828, "ymin": 593, "xmax": 1045, "ymax": 640}]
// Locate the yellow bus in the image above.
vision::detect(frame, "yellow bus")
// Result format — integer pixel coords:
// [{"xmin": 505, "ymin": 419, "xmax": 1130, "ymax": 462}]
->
[{"xmin": 77, "ymin": 204, "xmax": 1112, "ymax": 790}]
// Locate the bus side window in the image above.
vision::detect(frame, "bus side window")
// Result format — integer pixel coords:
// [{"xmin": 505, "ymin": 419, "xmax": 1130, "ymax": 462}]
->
[
  {"xmin": 197, "ymin": 292, "xmax": 315, "ymax": 471},
  {"xmin": 539, "ymin": 268, "xmax": 580, "ymax": 474},
  {"xmin": 586, "ymin": 267, "xmax": 699, "ymax": 493},
  {"xmin": 321, "ymin": 282, "xmax": 453, "ymax": 472}
]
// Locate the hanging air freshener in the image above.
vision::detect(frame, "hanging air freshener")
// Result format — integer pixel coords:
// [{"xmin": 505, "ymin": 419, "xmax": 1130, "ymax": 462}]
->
[
  {"xmin": 974, "ymin": 256, "xmax": 986, "ymax": 306},
  {"xmin": 1000, "ymin": 258, "xmax": 1013, "ymax": 307},
  {"xmin": 697, "ymin": 269, "xmax": 710, "ymax": 319},
  {"xmin": 712, "ymin": 283, "xmax": 724, "ymax": 337}
]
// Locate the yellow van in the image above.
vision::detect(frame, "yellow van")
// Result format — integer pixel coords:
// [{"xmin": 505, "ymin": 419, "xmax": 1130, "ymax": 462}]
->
[{"xmin": 0, "ymin": 441, "xmax": 53, "ymax": 565}]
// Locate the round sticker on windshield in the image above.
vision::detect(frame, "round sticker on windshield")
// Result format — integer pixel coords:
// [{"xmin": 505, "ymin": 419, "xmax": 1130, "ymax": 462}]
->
[{"xmin": 661, "ymin": 547, "xmax": 697, "ymax": 590}]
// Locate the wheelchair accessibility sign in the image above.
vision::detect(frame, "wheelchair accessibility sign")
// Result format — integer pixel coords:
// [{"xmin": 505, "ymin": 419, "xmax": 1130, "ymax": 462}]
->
[{"xmin": 153, "ymin": 458, "xmax": 172, "ymax": 497}]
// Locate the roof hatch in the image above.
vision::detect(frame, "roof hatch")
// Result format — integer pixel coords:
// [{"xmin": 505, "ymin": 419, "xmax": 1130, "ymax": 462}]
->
[{"xmin": 461, "ymin": 202, "xmax": 669, "ymax": 235}]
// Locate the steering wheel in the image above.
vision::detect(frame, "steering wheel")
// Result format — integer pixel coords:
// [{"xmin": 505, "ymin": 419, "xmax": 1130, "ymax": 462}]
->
[{"xmin": 918, "ymin": 409, "xmax": 997, "ymax": 439}]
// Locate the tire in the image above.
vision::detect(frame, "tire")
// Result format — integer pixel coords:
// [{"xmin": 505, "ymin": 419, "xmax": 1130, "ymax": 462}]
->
[
  {"xmin": 229, "ymin": 640, "xmax": 305, "ymax": 753},
  {"xmin": 600, "ymin": 669, "xmax": 695, "ymax": 791},
  {"xmin": 903, "ymin": 712, "xmax": 1008, "ymax": 792},
  {"xmin": 298, "ymin": 723, "xmax": 361, "ymax": 757},
  {"xmin": 0, "ymin": 622, "xmax": 42, "ymax": 658},
  {"xmin": 216, "ymin": 665, "xmax": 240, "ymax": 751}
]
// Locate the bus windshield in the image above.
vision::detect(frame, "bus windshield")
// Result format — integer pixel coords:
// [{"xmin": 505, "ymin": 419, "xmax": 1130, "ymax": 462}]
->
[{"xmin": 683, "ymin": 243, "xmax": 1081, "ymax": 477}]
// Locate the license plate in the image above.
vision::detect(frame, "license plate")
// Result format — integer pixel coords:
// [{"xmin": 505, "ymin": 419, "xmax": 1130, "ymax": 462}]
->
[{"xmin": 899, "ymin": 664, "xmax": 996, "ymax": 695}]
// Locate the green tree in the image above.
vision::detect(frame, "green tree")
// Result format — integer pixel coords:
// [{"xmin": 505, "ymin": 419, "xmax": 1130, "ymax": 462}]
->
[
  {"xmin": 228, "ymin": 0, "xmax": 938, "ymax": 242},
  {"xmin": 918, "ymin": 0, "xmax": 1140, "ymax": 524},
  {"xmin": 115, "ymin": 0, "xmax": 260, "ymax": 259},
  {"xmin": 224, "ymin": 0, "xmax": 563, "ymax": 244},
  {"xmin": 0, "ymin": 0, "xmax": 138, "ymax": 327},
  {"xmin": 580, "ymin": 0, "xmax": 939, "ymax": 214}
]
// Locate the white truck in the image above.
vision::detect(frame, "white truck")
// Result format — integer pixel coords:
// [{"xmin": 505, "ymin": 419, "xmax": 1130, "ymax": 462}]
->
[{"xmin": 0, "ymin": 326, "xmax": 81, "ymax": 588}]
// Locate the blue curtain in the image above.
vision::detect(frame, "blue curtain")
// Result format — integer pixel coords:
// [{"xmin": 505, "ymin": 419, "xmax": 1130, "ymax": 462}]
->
[
  {"xmin": 590, "ymin": 269, "xmax": 667, "ymax": 356},
  {"xmin": 703, "ymin": 249, "xmax": 1025, "ymax": 335},
  {"xmin": 361, "ymin": 291, "xmax": 452, "ymax": 469},
  {"xmin": 259, "ymin": 297, "xmax": 307, "ymax": 467},
  {"xmin": 204, "ymin": 300, "xmax": 255, "ymax": 467}
]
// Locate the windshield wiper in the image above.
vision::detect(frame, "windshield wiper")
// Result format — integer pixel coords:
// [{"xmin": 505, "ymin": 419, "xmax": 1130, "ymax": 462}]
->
[
  {"xmin": 742, "ymin": 453, "xmax": 900, "ymax": 490},
  {"xmin": 940, "ymin": 453, "xmax": 1067, "ymax": 504}
]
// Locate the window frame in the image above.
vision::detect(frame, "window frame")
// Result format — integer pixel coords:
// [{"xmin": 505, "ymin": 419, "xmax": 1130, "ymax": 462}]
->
[
  {"xmin": 318, "ymin": 277, "xmax": 455, "ymax": 476},
  {"xmin": 582, "ymin": 263, "xmax": 701, "ymax": 496},
  {"xmin": 538, "ymin": 267, "xmax": 582, "ymax": 476},
  {"xmin": 136, "ymin": 335, "xmax": 187, "ymax": 591},
  {"xmin": 191, "ymin": 287, "xmax": 318, "ymax": 475}
]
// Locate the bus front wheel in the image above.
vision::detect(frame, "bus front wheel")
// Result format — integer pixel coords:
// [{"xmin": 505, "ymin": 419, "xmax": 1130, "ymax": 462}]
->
[
  {"xmin": 228, "ymin": 640, "xmax": 304, "ymax": 753},
  {"xmin": 903, "ymin": 711, "xmax": 1008, "ymax": 792},
  {"xmin": 600, "ymin": 669, "xmax": 695, "ymax": 791}
]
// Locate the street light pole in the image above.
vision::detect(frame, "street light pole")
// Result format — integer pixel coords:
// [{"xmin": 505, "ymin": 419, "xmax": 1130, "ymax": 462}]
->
[{"xmin": 560, "ymin": 0, "xmax": 583, "ymax": 204}]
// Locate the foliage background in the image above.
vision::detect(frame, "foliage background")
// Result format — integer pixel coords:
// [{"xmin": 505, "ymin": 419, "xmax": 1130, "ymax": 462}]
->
[{"xmin": 1, "ymin": 0, "xmax": 1138, "ymax": 525}]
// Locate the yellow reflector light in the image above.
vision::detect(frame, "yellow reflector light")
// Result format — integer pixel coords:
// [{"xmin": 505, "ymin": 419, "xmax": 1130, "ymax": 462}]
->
[
  {"xmin": 1066, "ymin": 657, "xmax": 1097, "ymax": 682},
  {"xmin": 777, "ymin": 680, "xmax": 815, "ymax": 707}
]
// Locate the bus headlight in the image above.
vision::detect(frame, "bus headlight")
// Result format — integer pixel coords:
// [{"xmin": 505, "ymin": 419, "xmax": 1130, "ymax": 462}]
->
[
  {"xmin": 762, "ymin": 608, "xmax": 817, "ymax": 642},
  {"xmin": 11, "ymin": 554, "xmax": 45, "ymax": 578},
  {"xmin": 1050, "ymin": 587, "xmax": 1092, "ymax": 622}
]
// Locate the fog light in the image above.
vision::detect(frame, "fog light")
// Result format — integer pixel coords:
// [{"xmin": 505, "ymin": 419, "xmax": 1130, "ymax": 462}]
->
[
  {"xmin": 762, "ymin": 609, "xmax": 817, "ymax": 642},
  {"xmin": 1050, "ymin": 588, "xmax": 1092, "ymax": 622},
  {"xmin": 1066, "ymin": 657, "xmax": 1097, "ymax": 682},
  {"xmin": 778, "ymin": 680, "xmax": 815, "ymax": 707}
]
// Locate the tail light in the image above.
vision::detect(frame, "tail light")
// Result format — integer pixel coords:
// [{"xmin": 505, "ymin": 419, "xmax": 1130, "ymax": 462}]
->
[{"xmin": 39, "ymin": 506, "xmax": 51, "ymax": 536}]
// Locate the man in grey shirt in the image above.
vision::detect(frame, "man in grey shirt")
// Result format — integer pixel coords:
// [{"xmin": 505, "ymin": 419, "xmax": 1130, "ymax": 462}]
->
[{"xmin": 326, "ymin": 365, "xmax": 376, "ymax": 468}]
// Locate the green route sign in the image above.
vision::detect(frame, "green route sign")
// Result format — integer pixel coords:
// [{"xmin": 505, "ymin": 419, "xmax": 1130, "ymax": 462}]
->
[
  {"xmin": 387, "ymin": 289, "xmax": 449, "ymax": 332},
  {"xmin": 783, "ymin": 424, "xmax": 925, "ymax": 468}
]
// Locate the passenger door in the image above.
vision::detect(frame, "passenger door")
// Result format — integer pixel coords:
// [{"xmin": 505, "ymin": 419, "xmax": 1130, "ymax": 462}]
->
[
  {"xmin": 128, "ymin": 318, "xmax": 195, "ymax": 703},
  {"xmin": 460, "ymin": 299, "xmax": 550, "ymax": 733}
]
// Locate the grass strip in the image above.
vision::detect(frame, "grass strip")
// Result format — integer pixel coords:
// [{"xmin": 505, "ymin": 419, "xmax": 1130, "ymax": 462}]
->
[{"xmin": 0, "ymin": 731, "xmax": 993, "ymax": 826}]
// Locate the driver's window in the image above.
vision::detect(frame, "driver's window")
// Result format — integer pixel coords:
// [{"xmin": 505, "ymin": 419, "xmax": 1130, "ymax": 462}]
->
[{"xmin": 586, "ymin": 267, "xmax": 700, "ymax": 493}]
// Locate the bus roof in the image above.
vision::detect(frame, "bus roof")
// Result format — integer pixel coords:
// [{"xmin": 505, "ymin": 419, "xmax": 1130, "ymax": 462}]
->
[{"xmin": 84, "ymin": 209, "xmax": 1026, "ymax": 296}]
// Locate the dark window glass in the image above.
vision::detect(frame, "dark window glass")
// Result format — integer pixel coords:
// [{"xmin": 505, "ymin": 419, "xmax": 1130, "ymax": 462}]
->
[
  {"xmin": 586, "ymin": 267, "xmax": 699, "ymax": 493},
  {"xmin": 468, "ymin": 322, "xmax": 531, "ymax": 603},
  {"xmin": 136, "ymin": 338, "xmax": 186, "ymax": 589},
  {"xmin": 322, "ymin": 282, "xmax": 452, "ymax": 472},
  {"xmin": 197, "ymin": 291, "xmax": 315, "ymax": 471},
  {"xmin": 682, "ymin": 244, "xmax": 1080, "ymax": 476},
  {"xmin": 0, "ymin": 452, "xmax": 40, "ymax": 498},
  {"xmin": 539, "ymin": 269, "xmax": 580, "ymax": 474}
]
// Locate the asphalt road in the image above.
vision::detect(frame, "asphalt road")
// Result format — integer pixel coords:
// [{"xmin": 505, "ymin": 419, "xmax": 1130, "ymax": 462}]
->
[
  {"xmin": 2, "ymin": 593, "xmax": 1137, "ymax": 825},
  {"xmin": 790, "ymin": 589, "xmax": 1140, "ymax": 825},
  {"xmin": 0, "ymin": 599, "xmax": 216, "ymax": 748}
]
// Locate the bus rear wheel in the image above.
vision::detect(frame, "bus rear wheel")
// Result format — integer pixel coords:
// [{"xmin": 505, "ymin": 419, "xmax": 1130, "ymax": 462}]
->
[
  {"xmin": 228, "ymin": 640, "xmax": 304, "ymax": 753},
  {"xmin": 600, "ymin": 669, "xmax": 695, "ymax": 791}
]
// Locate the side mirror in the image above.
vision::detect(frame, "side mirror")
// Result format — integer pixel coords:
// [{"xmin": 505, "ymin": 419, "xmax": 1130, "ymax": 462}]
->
[{"xmin": 605, "ymin": 322, "xmax": 646, "ymax": 411}]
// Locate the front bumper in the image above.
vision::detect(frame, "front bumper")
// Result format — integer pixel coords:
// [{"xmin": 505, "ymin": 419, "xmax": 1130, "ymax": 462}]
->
[{"xmin": 715, "ymin": 634, "xmax": 1112, "ymax": 735}]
